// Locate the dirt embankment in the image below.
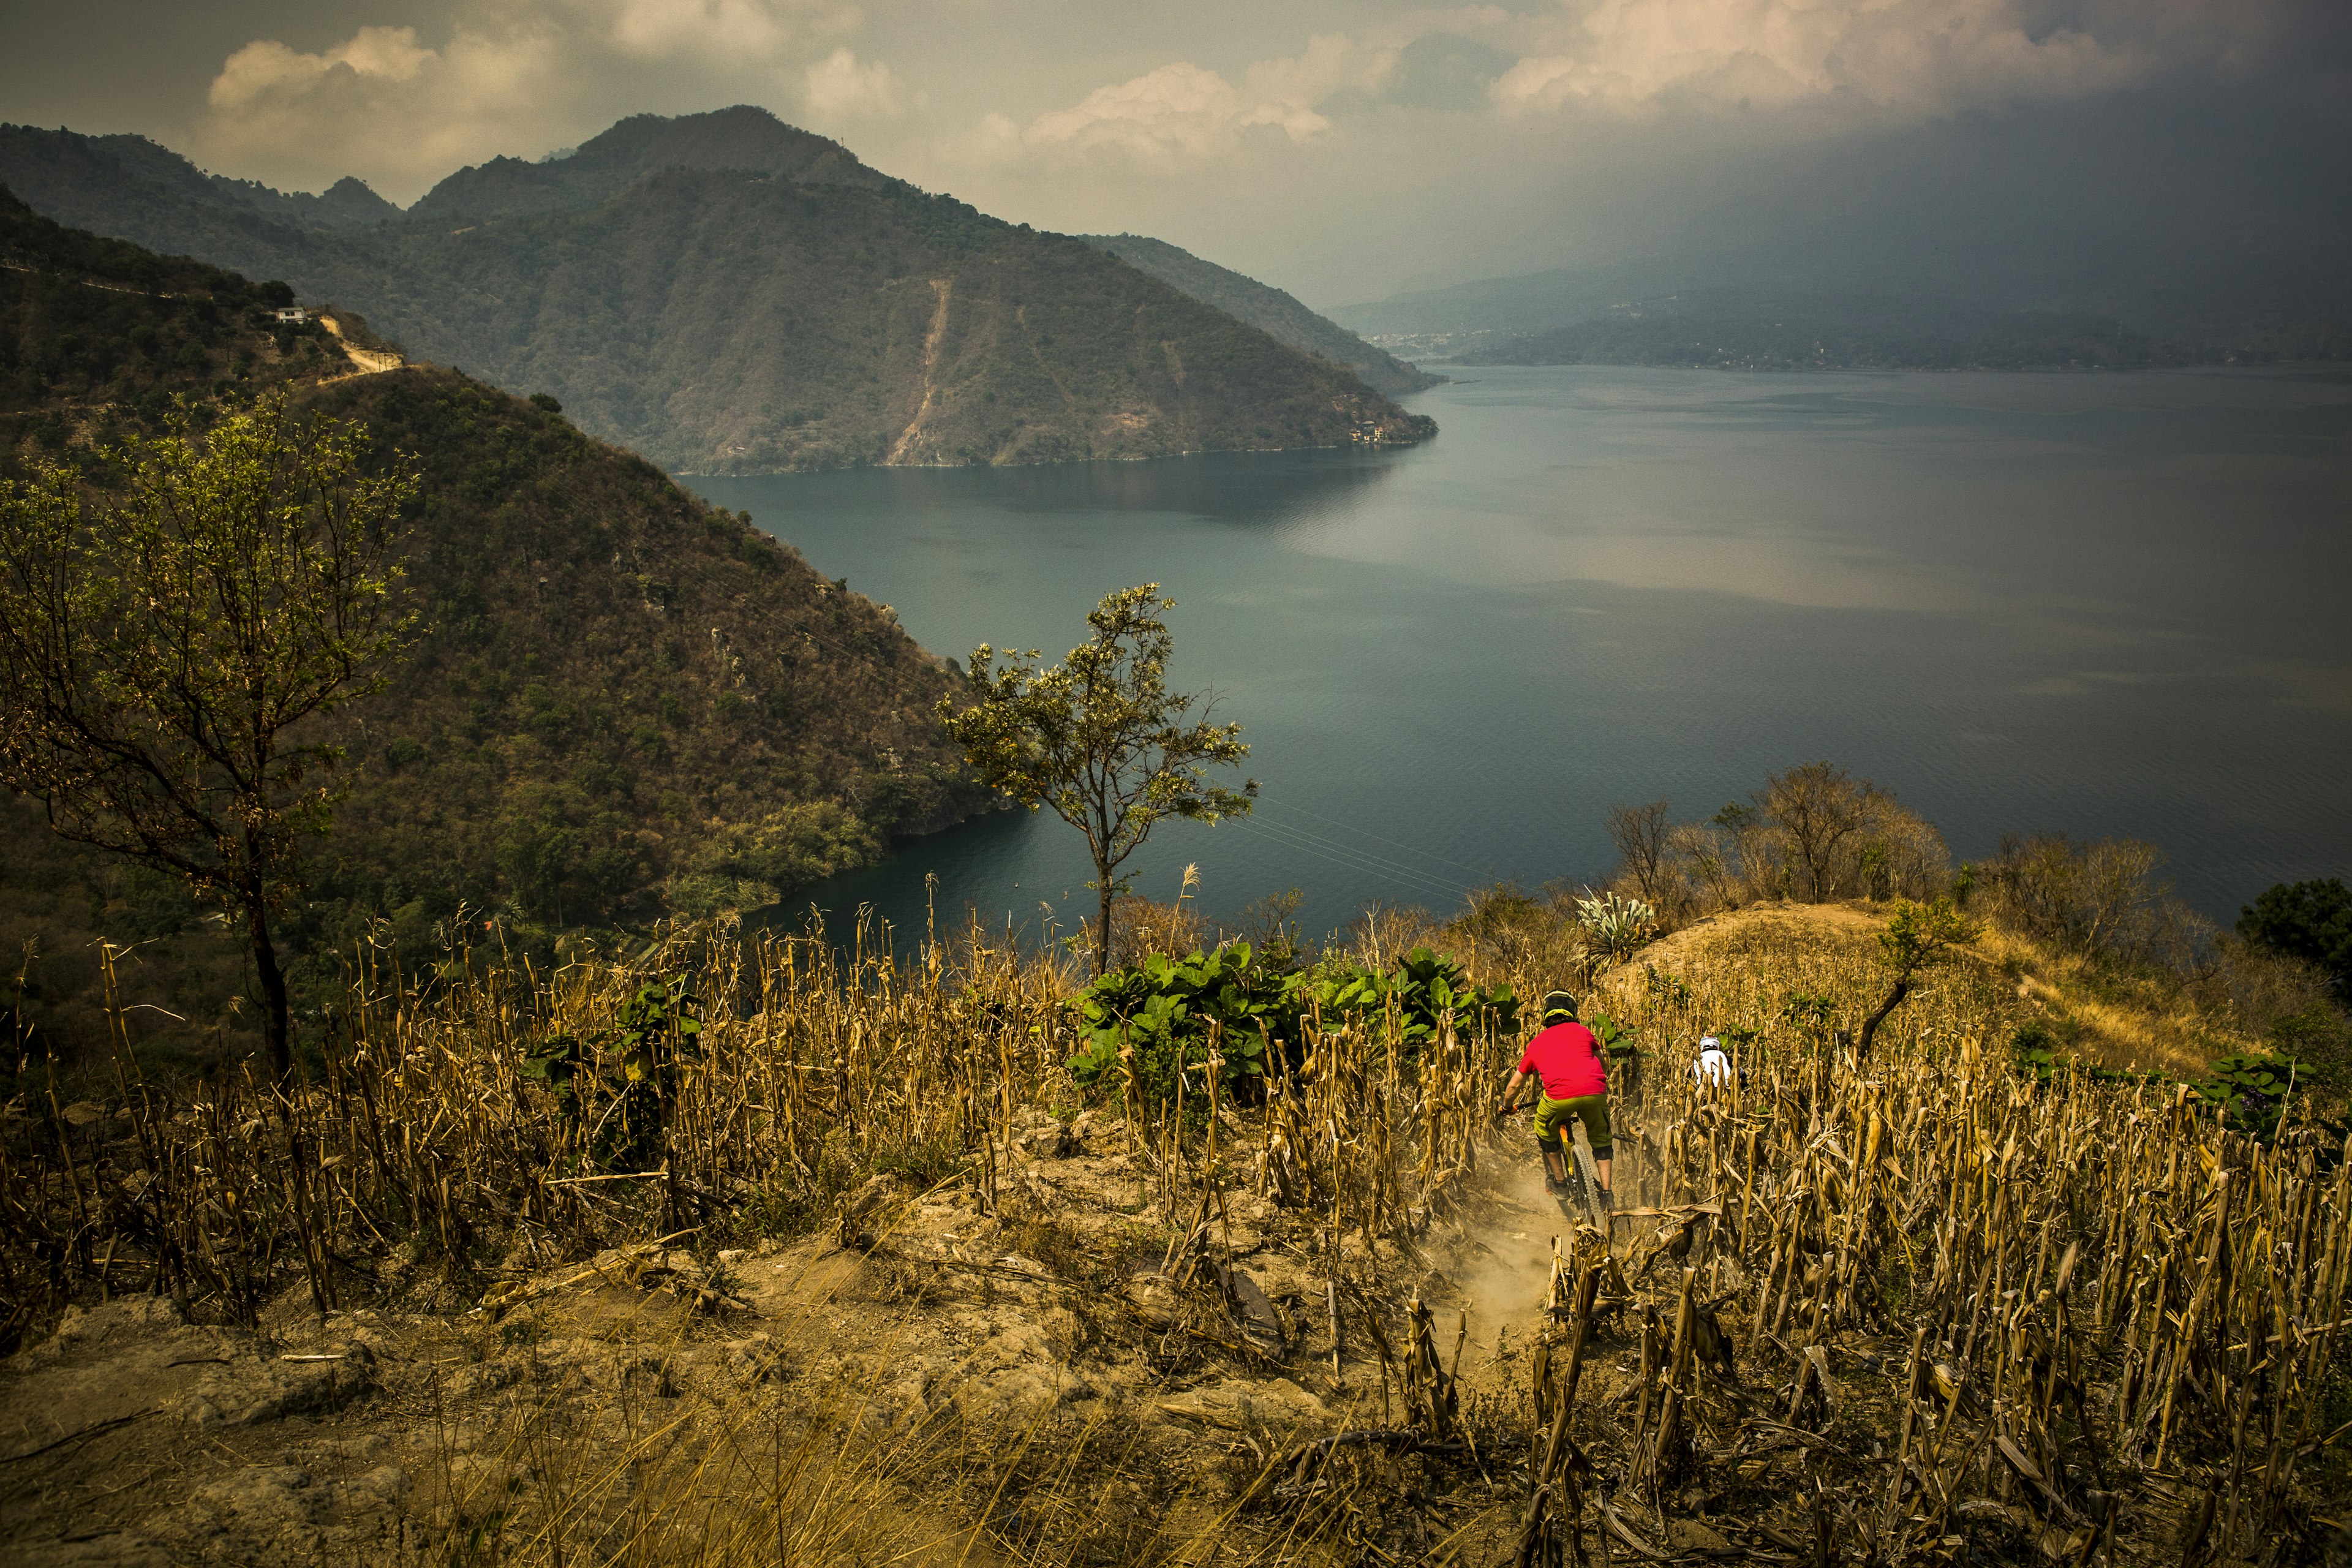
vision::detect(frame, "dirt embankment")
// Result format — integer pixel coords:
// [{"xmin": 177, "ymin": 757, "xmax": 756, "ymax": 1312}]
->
[
  {"xmin": 1, "ymin": 1105, "xmax": 1705, "ymax": 1566},
  {"xmin": 1600, "ymin": 899, "xmax": 2217, "ymax": 1080}
]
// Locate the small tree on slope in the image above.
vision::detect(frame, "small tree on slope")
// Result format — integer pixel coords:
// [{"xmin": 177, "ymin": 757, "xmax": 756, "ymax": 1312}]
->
[
  {"xmin": 1858, "ymin": 896, "xmax": 1977, "ymax": 1058},
  {"xmin": 938, "ymin": 584, "xmax": 1254, "ymax": 976},
  {"xmin": 0, "ymin": 391, "xmax": 416, "ymax": 1080}
]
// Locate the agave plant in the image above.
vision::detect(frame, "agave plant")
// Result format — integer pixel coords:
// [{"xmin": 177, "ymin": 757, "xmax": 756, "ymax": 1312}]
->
[{"xmin": 1575, "ymin": 890, "xmax": 1657, "ymax": 966}]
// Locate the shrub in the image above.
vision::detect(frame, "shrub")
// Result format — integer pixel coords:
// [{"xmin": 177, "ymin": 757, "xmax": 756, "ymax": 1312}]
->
[{"xmin": 1063, "ymin": 940, "xmax": 1517, "ymax": 1109}]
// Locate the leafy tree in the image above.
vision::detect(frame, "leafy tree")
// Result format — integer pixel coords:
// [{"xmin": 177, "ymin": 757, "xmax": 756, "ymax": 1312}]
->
[
  {"xmin": 2238, "ymin": 878, "xmax": 2351, "ymax": 998},
  {"xmin": 1858, "ymin": 895, "xmax": 1976, "ymax": 1056},
  {"xmin": 0, "ymin": 390, "xmax": 416, "ymax": 1078},
  {"xmin": 938, "ymin": 584, "xmax": 1253, "ymax": 974}
]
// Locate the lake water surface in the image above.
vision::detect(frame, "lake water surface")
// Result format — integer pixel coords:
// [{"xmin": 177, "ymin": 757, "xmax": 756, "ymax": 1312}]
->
[{"xmin": 688, "ymin": 366, "xmax": 2352, "ymax": 946}]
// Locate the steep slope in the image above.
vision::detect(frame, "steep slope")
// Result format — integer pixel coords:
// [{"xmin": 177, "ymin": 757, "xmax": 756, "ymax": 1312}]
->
[
  {"xmin": 1081, "ymin": 233, "xmax": 1440, "ymax": 396},
  {"xmin": 0, "ymin": 111, "xmax": 1437, "ymax": 474},
  {"xmin": 0, "ymin": 193, "xmax": 984, "ymax": 1060}
]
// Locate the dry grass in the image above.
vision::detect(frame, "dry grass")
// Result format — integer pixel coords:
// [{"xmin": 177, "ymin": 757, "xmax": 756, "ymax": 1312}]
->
[{"xmin": 5, "ymin": 898, "xmax": 2348, "ymax": 1564}]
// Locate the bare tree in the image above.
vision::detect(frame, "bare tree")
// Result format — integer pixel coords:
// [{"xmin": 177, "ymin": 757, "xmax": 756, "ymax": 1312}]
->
[
  {"xmin": 1605, "ymin": 798, "xmax": 1672, "ymax": 909},
  {"xmin": 1757, "ymin": 761, "xmax": 1877, "ymax": 902}
]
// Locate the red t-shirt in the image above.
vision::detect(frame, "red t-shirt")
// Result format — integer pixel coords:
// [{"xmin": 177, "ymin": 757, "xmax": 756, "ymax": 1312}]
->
[{"xmin": 1518, "ymin": 1022, "xmax": 1607, "ymax": 1101}]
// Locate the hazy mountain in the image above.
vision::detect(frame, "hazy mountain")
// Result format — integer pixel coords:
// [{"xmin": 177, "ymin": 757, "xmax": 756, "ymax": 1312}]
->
[
  {"xmin": 1443, "ymin": 288, "xmax": 2318, "ymax": 372},
  {"xmin": 1081, "ymin": 233, "xmax": 1439, "ymax": 396},
  {"xmin": 0, "ymin": 190, "xmax": 986, "ymax": 1055},
  {"xmin": 0, "ymin": 110, "xmax": 1436, "ymax": 475},
  {"xmin": 90, "ymin": 132, "xmax": 402, "ymax": 232},
  {"xmin": 1333, "ymin": 96, "xmax": 2352, "ymax": 364}
]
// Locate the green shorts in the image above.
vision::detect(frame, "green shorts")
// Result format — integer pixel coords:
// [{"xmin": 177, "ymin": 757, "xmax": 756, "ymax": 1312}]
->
[{"xmin": 1534, "ymin": 1094, "xmax": 1611, "ymax": 1159}]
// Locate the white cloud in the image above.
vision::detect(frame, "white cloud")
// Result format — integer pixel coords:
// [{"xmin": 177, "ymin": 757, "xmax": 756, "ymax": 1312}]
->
[
  {"xmin": 804, "ymin": 47, "xmax": 909, "ymax": 119},
  {"xmin": 1490, "ymin": 0, "xmax": 2160, "ymax": 118},
  {"xmin": 954, "ymin": 36, "xmax": 1418, "ymax": 169},
  {"xmin": 192, "ymin": 0, "xmax": 867, "ymax": 201}
]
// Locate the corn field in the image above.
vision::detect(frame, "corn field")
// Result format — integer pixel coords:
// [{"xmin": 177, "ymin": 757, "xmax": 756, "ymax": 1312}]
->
[{"xmin": 3, "ymin": 906, "xmax": 2346, "ymax": 1564}]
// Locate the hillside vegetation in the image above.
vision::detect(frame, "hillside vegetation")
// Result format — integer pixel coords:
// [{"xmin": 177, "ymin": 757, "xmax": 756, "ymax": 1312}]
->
[
  {"xmin": 0, "ymin": 193, "xmax": 984, "ymax": 1066},
  {"xmin": 1081, "ymin": 233, "xmax": 1440, "ymax": 396},
  {"xmin": 4, "ymin": 838, "xmax": 2346, "ymax": 1565},
  {"xmin": 0, "ymin": 111, "xmax": 1436, "ymax": 474}
]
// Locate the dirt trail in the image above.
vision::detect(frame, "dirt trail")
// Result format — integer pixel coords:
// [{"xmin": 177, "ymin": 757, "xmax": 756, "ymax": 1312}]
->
[
  {"xmin": 0, "ymin": 1104, "xmax": 1698, "ymax": 1566},
  {"xmin": 319, "ymin": 314, "xmax": 403, "ymax": 377}
]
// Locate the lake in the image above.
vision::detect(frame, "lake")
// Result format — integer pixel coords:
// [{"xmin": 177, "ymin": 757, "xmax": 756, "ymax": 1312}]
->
[{"xmin": 687, "ymin": 365, "xmax": 2352, "ymax": 948}]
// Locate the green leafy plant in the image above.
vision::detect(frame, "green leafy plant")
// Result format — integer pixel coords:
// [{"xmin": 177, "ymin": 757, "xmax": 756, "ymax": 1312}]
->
[
  {"xmin": 1065, "ymin": 941, "xmax": 1298, "ymax": 1107},
  {"xmin": 1575, "ymin": 891, "xmax": 1657, "ymax": 965},
  {"xmin": 2192, "ymin": 1052, "xmax": 2309, "ymax": 1140},
  {"xmin": 1063, "ymin": 940, "xmax": 1515, "ymax": 1109},
  {"xmin": 521, "ymin": 977, "xmax": 703, "ymax": 1170}
]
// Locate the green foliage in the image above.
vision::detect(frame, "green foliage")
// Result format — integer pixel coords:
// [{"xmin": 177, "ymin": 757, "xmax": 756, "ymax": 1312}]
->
[
  {"xmin": 0, "ymin": 387, "xmax": 418, "ymax": 1075},
  {"xmin": 520, "ymin": 978, "xmax": 702, "ymax": 1170},
  {"xmin": 1574, "ymin": 891, "xmax": 1656, "ymax": 965},
  {"xmin": 1878, "ymin": 895, "xmax": 1977, "ymax": 979},
  {"xmin": 1322, "ymin": 945, "xmax": 1520, "ymax": 1053},
  {"xmin": 1066, "ymin": 941, "xmax": 1295, "ymax": 1107},
  {"xmin": 1584, "ymin": 1009, "xmax": 1640, "ymax": 1063},
  {"xmin": 0, "ymin": 200, "xmax": 988, "ymax": 1073},
  {"xmin": 1063, "ymin": 939, "xmax": 1517, "ymax": 1109},
  {"xmin": 2191, "ymin": 1052, "xmax": 2314, "ymax": 1140},
  {"xmin": 2238, "ymin": 878, "xmax": 2352, "ymax": 997},
  {"xmin": 941, "ymin": 584, "xmax": 1254, "ymax": 973}
]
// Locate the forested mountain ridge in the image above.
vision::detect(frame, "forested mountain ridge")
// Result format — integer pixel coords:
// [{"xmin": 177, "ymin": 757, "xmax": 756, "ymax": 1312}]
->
[
  {"xmin": 1080, "ymin": 233, "xmax": 1441, "ymax": 397},
  {"xmin": 0, "ymin": 110, "xmax": 1437, "ymax": 474},
  {"xmin": 404, "ymin": 105, "xmax": 888, "ymax": 228},
  {"xmin": 1, "ymin": 191, "xmax": 985, "ymax": 1063}
]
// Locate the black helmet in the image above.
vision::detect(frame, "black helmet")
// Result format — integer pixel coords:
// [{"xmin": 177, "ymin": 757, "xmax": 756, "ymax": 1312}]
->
[{"xmin": 1541, "ymin": 990, "xmax": 1579, "ymax": 1023}]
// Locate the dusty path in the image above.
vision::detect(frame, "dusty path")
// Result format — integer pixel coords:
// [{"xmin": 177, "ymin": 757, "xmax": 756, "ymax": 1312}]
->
[
  {"xmin": 319, "ymin": 315, "xmax": 404, "ymax": 378},
  {"xmin": 0, "ymin": 1104, "xmax": 1701, "ymax": 1566}
]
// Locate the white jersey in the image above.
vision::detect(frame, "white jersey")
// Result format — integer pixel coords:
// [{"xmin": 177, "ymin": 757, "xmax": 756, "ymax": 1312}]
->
[{"xmin": 1693, "ymin": 1039, "xmax": 1732, "ymax": 1086}]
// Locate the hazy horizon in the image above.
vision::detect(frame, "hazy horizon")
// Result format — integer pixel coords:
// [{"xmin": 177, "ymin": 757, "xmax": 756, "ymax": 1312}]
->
[{"xmin": 6, "ymin": 1, "xmax": 2350, "ymax": 315}]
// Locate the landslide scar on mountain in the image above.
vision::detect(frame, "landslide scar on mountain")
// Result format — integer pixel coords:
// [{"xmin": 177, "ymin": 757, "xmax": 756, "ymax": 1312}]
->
[{"xmin": 887, "ymin": 277, "xmax": 952, "ymax": 465}]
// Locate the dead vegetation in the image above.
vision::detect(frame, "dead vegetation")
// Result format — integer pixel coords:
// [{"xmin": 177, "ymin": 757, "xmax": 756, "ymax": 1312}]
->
[{"xmin": 4, "ymin": 896, "xmax": 2350, "ymax": 1565}]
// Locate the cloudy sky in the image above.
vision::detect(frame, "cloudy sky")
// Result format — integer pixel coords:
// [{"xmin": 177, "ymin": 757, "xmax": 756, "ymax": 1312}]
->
[{"xmin": 4, "ymin": 0, "xmax": 2347, "ymax": 306}]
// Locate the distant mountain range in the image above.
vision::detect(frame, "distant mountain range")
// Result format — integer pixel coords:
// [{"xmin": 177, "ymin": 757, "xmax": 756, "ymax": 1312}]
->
[
  {"xmin": 1334, "ymin": 91, "xmax": 2352, "ymax": 371},
  {"xmin": 0, "ymin": 108, "xmax": 1436, "ymax": 474},
  {"xmin": 1079, "ymin": 234, "xmax": 1439, "ymax": 398},
  {"xmin": 1439, "ymin": 288, "xmax": 2332, "ymax": 372},
  {"xmin": 0, "ymin": 189, "xmax": 986, "ymax": 1057}
]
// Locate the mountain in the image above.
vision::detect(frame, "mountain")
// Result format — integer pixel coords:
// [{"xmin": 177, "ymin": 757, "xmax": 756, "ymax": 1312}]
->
[
  {"xmin": 0, "ymin": 111, "xmax": 1436, "ymax": 475},
  {"xmin": 91, "ymin": 133, "xmax": 402, "ymax": 232},
  {"xmin": 1080, "ymin": 233, "xmax": 1439, "ymax": 397},
  {"xmin": 1333, "ymin": 95, "xmax": 2352, "ymax": 365},
  {"xmin": 1446, "ymin": 288, "xmax": 2272, "ymax": 372},
  {"xmin": 0, "ymin": 189, "xmax": 986, "ymax": 1060},
  {"xmin": 404, "ymin": 105, "xmax": 886, "ymax": 228},
  {"xmin": 1330, "ymin": 261, "xmax": 1670, "ymax": 344}
]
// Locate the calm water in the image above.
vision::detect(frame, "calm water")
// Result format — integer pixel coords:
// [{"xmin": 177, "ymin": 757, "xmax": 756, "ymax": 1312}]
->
[{"xmin": 688, "ymin": 366, "xmax": 2352, "ymax": 946}]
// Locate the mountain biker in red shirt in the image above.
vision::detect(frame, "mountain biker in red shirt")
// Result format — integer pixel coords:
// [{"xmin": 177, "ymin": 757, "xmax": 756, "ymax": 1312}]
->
[{"xmin": 1497, "ymin": 990, "xmax": 1612, "ymax": 1208}]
